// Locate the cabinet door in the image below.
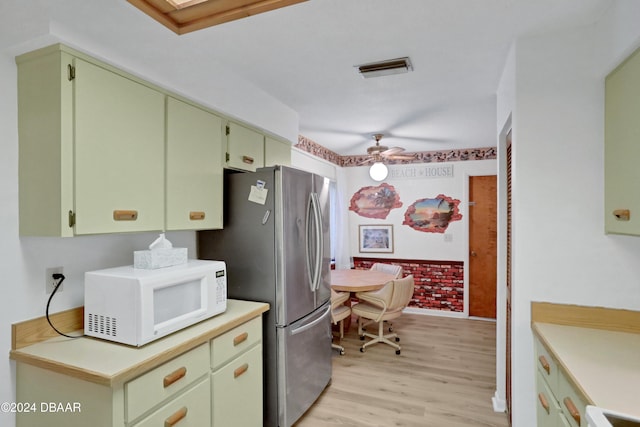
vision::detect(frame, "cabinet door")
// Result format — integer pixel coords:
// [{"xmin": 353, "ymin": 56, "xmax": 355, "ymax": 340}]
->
[
  {"xmin": 605, "ymin": 46, "xmax": 640, "ymax": 235},
  {"xmin": 226, "ymin": 122, "xmax": 264, "ymax": 171},
  {"xmin": 212, "ymin": 344, "xmax": 262, "ymax": 427},
  {"xmin": 166, "ymin": 98, "xmax": 223, "ymax": 230},
  {"xmin": 265, "ymin": 136, "xmax": 291, "ymax": 167},
  {"xmin": 74, "ymin": 58, "xmax": 165, "ymax": 234}
]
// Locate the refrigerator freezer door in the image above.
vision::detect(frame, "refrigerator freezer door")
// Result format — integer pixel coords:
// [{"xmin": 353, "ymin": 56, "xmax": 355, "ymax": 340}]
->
[{"xmin": 277, "ymin": 302, "xmax": 332, "ymax": 427}]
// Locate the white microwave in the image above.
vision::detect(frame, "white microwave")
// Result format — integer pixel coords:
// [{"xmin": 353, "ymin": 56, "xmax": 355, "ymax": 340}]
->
[{"xmin": 84, "ymin": 259, "xmax": 227, "ymax": 346}]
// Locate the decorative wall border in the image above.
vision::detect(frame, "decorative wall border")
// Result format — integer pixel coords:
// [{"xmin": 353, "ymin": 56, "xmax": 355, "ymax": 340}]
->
[{"xmin": 295, "ymin": 135, "xmax": 497, "ymax": 167}]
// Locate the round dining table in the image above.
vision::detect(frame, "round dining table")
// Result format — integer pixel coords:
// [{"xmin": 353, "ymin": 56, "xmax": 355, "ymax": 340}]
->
[
  {"xmin": 330, "ymin": 269, "xmax": 396, "ymax": 292},
  {"xmin": 330, "ymin": 269, "xmax": 397, "ymax": 332}
]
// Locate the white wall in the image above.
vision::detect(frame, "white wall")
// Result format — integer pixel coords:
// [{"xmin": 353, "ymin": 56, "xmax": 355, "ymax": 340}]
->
[
  {"xmin": 344, "ymin": 161, "xmax": 496, "ymax": 262},
  {"xmin": 498, "ymin": 2, "xmax": 640, "ymax": 425},
  {"xmin": 0, "ymin": 10, "xmax": 299, "ymax": 427}
]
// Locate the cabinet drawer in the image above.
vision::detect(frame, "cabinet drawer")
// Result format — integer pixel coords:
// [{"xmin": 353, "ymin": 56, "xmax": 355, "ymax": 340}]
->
[
  {"xmin": 535, "ymin": 338, "xmax": 559, "ymax": 394},
  {"xmin": 558, "ymin": 370, "xmax": 588, "ymax": 427},
  {"xmin": 126, "ymin": 343, "xmax": 209, "ymax": 422},
  {"xmin": 536, "ymin": 370, "xmax": 567, "ymax": 427},
  {"xmin": 211, "ymin": 316, "xmax": 261, "ymax": 369},
  {"xmin": 212, "ymin": 344, "xmax": 263, "ymax": 427},
  {"xmin": 134, "ymin": 376, "xmax": 211, "ymax": 427}
]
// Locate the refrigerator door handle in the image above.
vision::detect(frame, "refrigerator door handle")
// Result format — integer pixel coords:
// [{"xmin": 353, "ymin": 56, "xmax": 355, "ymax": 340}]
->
[
  {"xmin": 306, "ymin": 192, "xmax": 323, "ymax": 292},
  {"xmin": 290, "ymin": 305, "xmax": 331, "ymax": 336},
  {"xmin": 305, "ymin": 193, "xmax": 315, "ymax": 292},
  {"xmin": 311, "ymin": 192, "xmax": 324, "ymax": 291}
]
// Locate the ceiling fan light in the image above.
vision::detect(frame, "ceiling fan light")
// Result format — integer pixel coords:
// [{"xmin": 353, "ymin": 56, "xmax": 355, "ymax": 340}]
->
[{"xmin": 369, "ymin": 162, "xmax": 388, "ymax": 181}]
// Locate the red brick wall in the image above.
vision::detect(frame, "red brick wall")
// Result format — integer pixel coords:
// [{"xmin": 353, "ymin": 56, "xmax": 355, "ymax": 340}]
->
[{"xmin": 352, "ymin": 257, "xmax": 464, "ymax": 312}]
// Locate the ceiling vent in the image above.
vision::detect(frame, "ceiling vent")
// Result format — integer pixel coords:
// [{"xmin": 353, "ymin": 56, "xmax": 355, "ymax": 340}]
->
[{"xmin": 357, "ymin": 57, "xmax": 413, "ymax": 78}]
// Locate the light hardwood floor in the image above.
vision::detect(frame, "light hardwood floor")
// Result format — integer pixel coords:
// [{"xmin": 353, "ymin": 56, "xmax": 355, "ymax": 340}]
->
[{"xmin": 295, "ymin": 313, "xmax": 509, "ymax": 427}]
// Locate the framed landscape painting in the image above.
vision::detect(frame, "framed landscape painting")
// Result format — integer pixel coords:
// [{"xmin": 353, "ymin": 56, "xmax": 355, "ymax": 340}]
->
[{"xmin": 359, "ymin": 224, "xmax": 394, "ymax": 253}]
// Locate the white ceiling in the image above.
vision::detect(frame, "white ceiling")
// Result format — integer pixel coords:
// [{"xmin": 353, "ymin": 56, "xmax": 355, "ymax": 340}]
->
[{"xmin": 2, "ymin": 0, "xmax": 613, "ymax": 155}]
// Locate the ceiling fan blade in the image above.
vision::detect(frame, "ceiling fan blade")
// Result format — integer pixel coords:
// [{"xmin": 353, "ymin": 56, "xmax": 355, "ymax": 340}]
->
[
  {"xmin": 359, "ymin": 157, "xmax": 375, "ymax": 165},
  {"xmin": 381, "ymin": 146, "xmax": 405, "ymax": 156},
  {"xmin": 387, "ymin": 154, "xmax": 416, "ymax": 160}
]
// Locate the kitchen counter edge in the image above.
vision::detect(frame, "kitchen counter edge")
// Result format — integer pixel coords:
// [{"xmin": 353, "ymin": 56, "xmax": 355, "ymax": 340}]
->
[{"xmin": 9, "ymin": 299, "xmax": 269, "ymax": 387}]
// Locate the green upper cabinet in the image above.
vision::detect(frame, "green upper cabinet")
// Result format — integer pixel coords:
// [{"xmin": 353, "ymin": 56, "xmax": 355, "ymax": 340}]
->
[
  {"xmin": 605, "ymin": 46, "xmax": 640, "ymax": 235},
  {"xmin": 166, "ymin": 97, "xmax": 223, "ymax": 231},
  {"xmin": 225, "ymin": 122, "xmax": 265, "ymax": 172},
  {"xmin": 17, "ymin": 45, "xmax": 164, "ymax": 236},
  {"xmin": 264, "ymin": 136, "xmax": 291, "ymax": 167},
  {"xmin": 73, "ymin": 58, "xmax": 165, "ymax": 235}
]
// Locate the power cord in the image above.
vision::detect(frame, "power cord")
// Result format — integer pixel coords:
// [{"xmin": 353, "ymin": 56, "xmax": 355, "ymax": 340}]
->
[{"xmin": 45, "ymin": 273, "xmax": 82, "ymax": 339}]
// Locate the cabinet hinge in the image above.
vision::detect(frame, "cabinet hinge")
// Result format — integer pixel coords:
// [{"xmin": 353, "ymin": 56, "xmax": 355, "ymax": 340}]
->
[
  {"xmin": 68, "ymin": 210, "xmax": 76, "ymax": 228},
  {"xmin": 225, "ymin": 125, "xmax": 230, "ymax": 136},
  {"xmin": 226, "ymin": 152, "xmax": 230, "ymax": 162},
  {"xmin": 67, "ymin": 64, "xmax": 76, "ymax": 81}
]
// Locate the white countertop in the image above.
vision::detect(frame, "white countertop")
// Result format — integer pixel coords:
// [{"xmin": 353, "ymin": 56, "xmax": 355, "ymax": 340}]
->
[
  {"xmin": 533, "ymin": 322, "xmax": 640, "ymax": 418},
  {"xmin": 10, "ymin": 299, "xmax": 269, "ymax": 387}
]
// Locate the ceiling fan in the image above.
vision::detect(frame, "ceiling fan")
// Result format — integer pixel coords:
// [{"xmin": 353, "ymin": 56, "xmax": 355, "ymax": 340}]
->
[
  {"xmin": 360, "ymin": 134, "xmax": 415, "ymax": 164},
  {"xmin": 361, "ymin": 134, "xmax": 415, "ymax": 181}
]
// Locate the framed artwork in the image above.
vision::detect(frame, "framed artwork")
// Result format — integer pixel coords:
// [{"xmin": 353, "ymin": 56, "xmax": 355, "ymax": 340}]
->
[{"xmin": 359, "ymin": 224, "xmax": 394, "ymax": 253}]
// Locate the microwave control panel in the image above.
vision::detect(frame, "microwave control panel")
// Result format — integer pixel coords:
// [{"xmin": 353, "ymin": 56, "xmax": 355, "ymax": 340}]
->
[{"xmin": 215, "ymin": 269, "xmax": 227, "ymax": 304}]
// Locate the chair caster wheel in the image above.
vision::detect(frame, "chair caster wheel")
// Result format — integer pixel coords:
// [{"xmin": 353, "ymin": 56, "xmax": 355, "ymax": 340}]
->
[
  {"xmin": 360, "ymin": 347, "xmax": 365, "ymax": 353},
  {"xmin": 339, "ymin": 350, "xmax": 345, "ymax": 356},
  {"xmin": 389, "ymin": 328, "xmax": 394, "ymax": 332},
  {"xmin": 359, "ymin": 336, "xmax": 365, "ymax": 341},
  {"xmin": 396, "ymin": 350, "xmax": 401, "ymax": 355},
  {"xmin": 395, "ymin": 337, "xmax": 400, "ymax": 342}
]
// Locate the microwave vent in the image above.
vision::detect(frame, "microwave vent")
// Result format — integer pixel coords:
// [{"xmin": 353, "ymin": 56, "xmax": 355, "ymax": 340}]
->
[{"xmin": 87, "ymin": 313, "xmax": 117, "ymax": 337}]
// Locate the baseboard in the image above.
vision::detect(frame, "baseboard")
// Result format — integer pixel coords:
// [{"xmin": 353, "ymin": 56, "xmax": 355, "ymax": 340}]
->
[
  {"xmin": 403, "ymin": 307, "xmax": 466, "ymax": 318},
  {"xmin": 492, "ymin": 391, "xmax": 506, "ymax": 413}
]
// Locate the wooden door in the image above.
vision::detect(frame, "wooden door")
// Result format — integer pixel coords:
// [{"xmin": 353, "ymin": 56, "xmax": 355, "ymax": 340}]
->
[{"xmin": 469, "ymin": 175, "xmax": 497, "ymax": 318}]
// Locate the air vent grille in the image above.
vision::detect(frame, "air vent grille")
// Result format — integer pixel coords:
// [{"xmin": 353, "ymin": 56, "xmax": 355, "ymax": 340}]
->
[
  {"xmin": 87, "ymin": 313, "xmax": 117, "ymax": 337},
  {"xmin": 357, "ymin": 57, "xmax": 413, "ymax": 78}
]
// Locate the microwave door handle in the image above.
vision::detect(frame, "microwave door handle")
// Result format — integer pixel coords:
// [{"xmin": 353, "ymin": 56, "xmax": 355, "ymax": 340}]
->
[{"xmin": 305, "ymin": 193, "xmax": 315, "ymax": 292}]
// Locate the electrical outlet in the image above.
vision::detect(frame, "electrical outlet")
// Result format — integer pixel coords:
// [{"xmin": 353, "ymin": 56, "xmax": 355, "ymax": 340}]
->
[{"xmin": 45, "ymin": 267, "xmax": 64, "ymax": 294}]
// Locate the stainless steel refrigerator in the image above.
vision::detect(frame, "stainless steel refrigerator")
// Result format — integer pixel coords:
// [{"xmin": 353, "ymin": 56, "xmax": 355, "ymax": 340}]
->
[{"xmin": 197, "ymin": 165, "xmax": 332, "ymax": 427}]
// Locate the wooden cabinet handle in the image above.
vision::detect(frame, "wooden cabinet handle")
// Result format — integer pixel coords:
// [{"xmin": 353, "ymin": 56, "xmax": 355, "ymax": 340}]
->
[
  {"xmin": 613, "ymin": 209, "xmax": 630, "ymax": 221},
  {"xmin": 538, "ymin": 393, "xmax": 550, "ymax": 414},
  {"xmin": 234, "ymin": 363, "xmax": 249, "ymax": 378},
  {"xmin": 563, "ymin": 397, "xmax": 581, "ymax": 425},
  {"xmin": 164, "ymin": 407, "xmax": 188, "ymax": 427},
  {"xmin": 163, "ymin": 367, "xmax": 187, "ymax": 388},
  {"xmin": 538, "ymin": 355, "xmax": 550, "ymax": 375},
  {"xmin": 113, "ymin": 210, "xmax": 138, "ymax": 221},
  {"xmin": 233, "ymin": 332, "xmax": 249, "ymax": 346},
  {"xmin": 189, "ymin": 211, "xmax": 205, "ymax": 220},
  {"xmin": 242, "ymin": 155, "xmax": 254, "ymax": 164}
]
